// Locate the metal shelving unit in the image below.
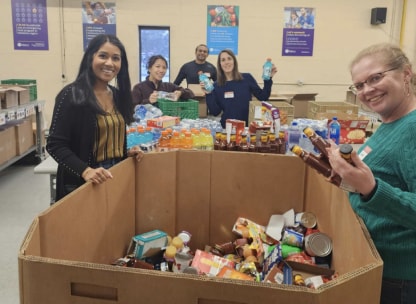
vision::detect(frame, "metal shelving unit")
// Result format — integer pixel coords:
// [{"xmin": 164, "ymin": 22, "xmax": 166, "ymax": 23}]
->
[{"xmin": 0, "ymin": 100, "xmax": 46, "ymax": 171}]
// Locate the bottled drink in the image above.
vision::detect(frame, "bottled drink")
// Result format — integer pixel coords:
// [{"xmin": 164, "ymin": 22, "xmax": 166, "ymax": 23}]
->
[
  {"xmin": 183, "ymin": 131, "xmax": 193, "ymax": 150},
  {"xmin": 262, "ymin": 58, "xmax": 273, "ymax": 81},
  {"xmin": 339, "ymin": 144, "xmax": 354, "ymax": 165},
  {"xmin": 126, "ymin": 126, "xmax": 137, "ymax": 150},
  {"xmin": 158, "ymin": 130, "xmax": 170, "ymax": 152},
  {"xmin": 214, "ymin": 131, "xmax": 222, "ymax": 150},
  {"xmin": 249, "ymin": 134, "xmax": 257, "ymax": 152},
  {"xmin": 192, "ymin": 129, "xmax": 202, "ymax": 150},
  {"xmin": 291, "ymin": 145, "xmax": 356, "ymax": 192},
  {"xmin": 269, "ymin": 133, "xmax": 279, "ymax": 154},
  {"xmin": 278, "ymin": 130, "xmax": 286, "ymax": 154},
  {"xmin": 198, "ymin": 71, "xmax": 214, "ymax": 93},
  {"xmin": 170, "ymin": 131, "xmax": 181, "ymax": 151},
  {"xmin": 303, "ymin": 126, "xmax": 330, "ymax": 161},
  {"xmin": 144, "ymin": 127, "xmax": 154, "ymax": 144},
  {"xmin": 328, "ymin": 117, "xmax": 341, "ymax": 145},
  {"xmin": 238, "ymin": 134, "xmax": 249, "ymax": 152},
  {"xmin": 288, "ymin": 121, "xmax": 301, "ymax": 151},
  {"xmin": 258, "ymin": 132, "xmax": 270, "ymax": 153},
  {"xmin": 202, "ymin": 128, "xmax": 214, "ymax": 151}
]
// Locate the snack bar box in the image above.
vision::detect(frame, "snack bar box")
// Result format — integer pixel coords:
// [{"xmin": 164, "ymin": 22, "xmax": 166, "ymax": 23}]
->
[{"xmin": 19, "ymin": 151, "xmax": 382, "ymax": 304}]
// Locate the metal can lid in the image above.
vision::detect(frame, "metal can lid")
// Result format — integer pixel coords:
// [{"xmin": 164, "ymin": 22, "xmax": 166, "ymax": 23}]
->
[
  {"xmin": 295, "ymin": 212, "xmax": 317, "ymax": 228},
  {"xmin": 304, "ymin": 232, "xmax": 332, "ymax": 257}
]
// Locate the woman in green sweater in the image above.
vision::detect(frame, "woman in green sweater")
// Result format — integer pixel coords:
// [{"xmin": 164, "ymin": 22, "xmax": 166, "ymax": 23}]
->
[{"xmin": 328, "ymin": 43, "xmax": 416, "ymax": 304}]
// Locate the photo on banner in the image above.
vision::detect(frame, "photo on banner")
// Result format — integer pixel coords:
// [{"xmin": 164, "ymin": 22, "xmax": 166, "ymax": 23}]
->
[
  {"xmin": 282, "ymin": 7, "xmax": 316, "ymax": 56},
  {"xmin": 82, "ymin": 1, "xmax": 116, "ymax": 51},
  {"xmin": 11, "ymin": 0, "xmax": 49, "ymax": 50},
  {"xmin": 206, "ymin": 5, "xmax": 239, "ymax": 55}
]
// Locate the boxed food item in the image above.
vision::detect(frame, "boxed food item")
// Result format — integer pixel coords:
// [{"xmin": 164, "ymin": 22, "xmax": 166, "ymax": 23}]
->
[
  {"xmin": 338, "ymin": 119, "xmax": 369, "ymax": 144},
  {"xmin": 19, "ymin": 151, "xmax": 383, "ymax": 304},
  {"xmin": 146, "ymin": 115, "xmax": 180, "ymax": 128}
]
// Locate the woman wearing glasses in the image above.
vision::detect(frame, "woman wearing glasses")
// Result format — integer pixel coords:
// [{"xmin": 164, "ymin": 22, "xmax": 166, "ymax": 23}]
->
[{"xmin": 327, "ymin": 43, "xmax": 416, "ymax": 304}]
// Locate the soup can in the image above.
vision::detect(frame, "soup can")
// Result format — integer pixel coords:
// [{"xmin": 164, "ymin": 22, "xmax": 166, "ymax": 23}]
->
[
  {"xmin": 304, "ymin": 232, "xmax": 332, "ymax": 257},
  {"xmin": 295, "ymin": 211, "xmax": 317, "ymax": 228}
]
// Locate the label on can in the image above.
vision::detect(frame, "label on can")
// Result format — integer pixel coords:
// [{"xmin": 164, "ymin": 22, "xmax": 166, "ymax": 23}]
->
[{"xmin": 281, "ymin": 228, "xmax": 304, "ymax": 248}]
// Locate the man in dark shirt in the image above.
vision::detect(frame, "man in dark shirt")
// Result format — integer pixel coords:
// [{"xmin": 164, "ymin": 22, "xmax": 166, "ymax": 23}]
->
[{"xmin": 173, "ymin": 44, "xmax": 217, "ymax": 86}]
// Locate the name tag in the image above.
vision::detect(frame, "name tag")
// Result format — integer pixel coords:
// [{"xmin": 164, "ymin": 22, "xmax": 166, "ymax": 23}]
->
[
  {"xmin": 224, "ymin": 91, "xmax": 234, "ymax": 99},
  {"xmin": 358, "ymin": 145, "xmax": 372, "ymax": 160}
]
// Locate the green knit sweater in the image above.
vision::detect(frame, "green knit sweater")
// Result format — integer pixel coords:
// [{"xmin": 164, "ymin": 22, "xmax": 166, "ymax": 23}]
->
[{"xmin": 350, "ymin": 110, "xmax": 416, "ymax": 280}]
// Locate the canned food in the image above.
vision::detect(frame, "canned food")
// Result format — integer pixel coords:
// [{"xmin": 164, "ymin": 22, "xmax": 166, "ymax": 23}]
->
[
  {"xmin": 295, "ymin": 211, "xmax": 317, "ymax": 228},
  {"xmin": 282, "ymin": 228, "xmax": 304, "ymax": 248},
  {"xmin": 304, "ymin": 232, "xmax": 332, "ymax": 257}
]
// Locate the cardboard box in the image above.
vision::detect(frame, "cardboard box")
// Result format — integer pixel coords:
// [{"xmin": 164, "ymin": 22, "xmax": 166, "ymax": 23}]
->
[
  {"xmin": 13, "ymin": 119, "xmax": 35, "ymax": 155},
  {"xmin": 19, "ymin": 152, "xmax": 383, "ymax": 304},
  {"xmin": 0, "ymin": 126, "xmax": 17, "ymax": 165},
  {"xmin": 188, "ymin": 84, "xmax": 208, "ymax": 118},
  {"xmin": 308, "ymin": 101, "xmax": 359, "ymax": 120},
  {"xmin": 291, "ymin": 93, "xmax": 318, "ymax": 118}
]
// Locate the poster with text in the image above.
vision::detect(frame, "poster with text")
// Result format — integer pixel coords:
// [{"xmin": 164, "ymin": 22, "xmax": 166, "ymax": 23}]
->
[
  {"xmin": 282, "ymin": 7, "xmax": 316, "ymax": 56},
  {"xmin": 207, "ymin": 5, "xmax": 239, "ymax": 55},
  {"xmin": 12, "ymin": 0, "xmax": 49, "ymax": 50},
  {"xmin": 82, "ymin": 1, "xmax": 116, "ymax": 51}
]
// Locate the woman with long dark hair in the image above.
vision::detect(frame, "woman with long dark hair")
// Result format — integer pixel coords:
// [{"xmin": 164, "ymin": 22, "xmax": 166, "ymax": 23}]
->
[{"xmin": 47, "ymin": 34, "xmax": 143, "ymax": 201}]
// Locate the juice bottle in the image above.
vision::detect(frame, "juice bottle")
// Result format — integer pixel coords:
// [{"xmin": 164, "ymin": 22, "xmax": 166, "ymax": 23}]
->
[{"xmin": 158, "ymin": 130, "xmax": 170, "ymax": 152}]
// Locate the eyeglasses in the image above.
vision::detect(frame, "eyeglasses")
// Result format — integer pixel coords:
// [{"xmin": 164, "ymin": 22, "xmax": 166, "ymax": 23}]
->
[{"xmin": 349, "ymin": 67, "xmax": 398, "ymax": 95}]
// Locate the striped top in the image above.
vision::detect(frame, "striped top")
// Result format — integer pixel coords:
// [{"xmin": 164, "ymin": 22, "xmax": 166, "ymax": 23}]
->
[{"xmin": 94, "ymin": 111, "xmax": 125, "ymax": 163}]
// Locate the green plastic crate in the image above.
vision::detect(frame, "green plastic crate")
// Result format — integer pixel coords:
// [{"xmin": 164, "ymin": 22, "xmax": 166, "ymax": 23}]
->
[
  {"xmin": 158, "ymin": 99, "xmax": 199, "ymax": 119},
  {"xmin": 1, "ymin": 79, "xmax": 37, "ymax": 101}
]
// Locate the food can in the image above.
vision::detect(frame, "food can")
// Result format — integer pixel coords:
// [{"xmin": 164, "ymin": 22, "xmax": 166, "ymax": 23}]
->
[
  {"xmin": 304, "ymin": 232, "xmax": 332, "ymax": 257},
  {"xmin": 295, "ymin": 211, "xmax": 317, "ymax": 228}
]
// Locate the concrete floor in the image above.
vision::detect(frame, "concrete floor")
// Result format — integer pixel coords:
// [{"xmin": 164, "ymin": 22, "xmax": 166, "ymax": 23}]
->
[{"xmin": 0, "ymin": 162, "xmax": 50, "ymax": 304}]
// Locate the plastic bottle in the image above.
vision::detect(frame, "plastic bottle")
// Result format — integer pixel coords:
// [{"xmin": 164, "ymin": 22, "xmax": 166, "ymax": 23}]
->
[
  {"xmin": 288, "ymin": 121, "xmax": 301, "ymax": 151},
  {"xmin": 183, "ymin": 131, "xmax": 193, "ymax": 150},
  {"xmin": 303, "ymin": 126, "xmax": 330, "ymax": 161},
  {"xmin": 328, "ymin": 117, "xmax": 341, "ymax": 145},
  {"xmin": 198, "ymin": 71, "xmax": 214, "ymax": 93},
  {"xmin": 170, "ymin": 131, "xmax": 181, "ymax": 151},
  {"xmin": 158, "ymin": 130, "xmax": 170, "ymax": 152},
  {"xmin": 126, "ymin": 126, "xmax": 137, "ymax": 150},
  {"xmin": 203, "ymin": 128, "xmax": 214, "ymax": 151},
  {"xmin": 192, "ymin": 129, "xmax": 202, "ymax": 150},
  {"xmin": 262, "ymin": 58, "xmax": 273, "ymax": 81},
  {"xmin": 291, "ymin": 145, "xmax": 356, "ymax": 192},
  {"xmin": 144, "ymin": 127, "xmax": 154, "ymax": 144}
]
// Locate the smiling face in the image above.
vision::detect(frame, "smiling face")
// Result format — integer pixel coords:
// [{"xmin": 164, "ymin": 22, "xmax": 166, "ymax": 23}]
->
[
  {"xmin": 148, "ymin": 58, "xmax": 167, "ymax": 82},
  {"xmin": 92, "ymin": 42, "xmax": 121, "ymax": 85},
  {"xmin": 195, "ymin": 45, "xmax": 209, "ymax": 63},
  {"xmin": 219, "ymin": 51, "xmax": 235, "ymax": 76},
  {"xmin": 352, "ymin": 55, "xmax": 411, "ymax": 122}
]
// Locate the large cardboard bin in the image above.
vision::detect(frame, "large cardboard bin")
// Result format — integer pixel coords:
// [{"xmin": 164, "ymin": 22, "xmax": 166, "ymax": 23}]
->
[{"xmin": 19, "ymin": 151, "xmax": 383, "ymax": 304}]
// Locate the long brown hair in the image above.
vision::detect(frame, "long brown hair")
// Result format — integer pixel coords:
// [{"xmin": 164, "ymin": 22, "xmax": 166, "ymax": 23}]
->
[{"xmin": 216, "ymin": 49, "xmax": 243, "ymax": 87}]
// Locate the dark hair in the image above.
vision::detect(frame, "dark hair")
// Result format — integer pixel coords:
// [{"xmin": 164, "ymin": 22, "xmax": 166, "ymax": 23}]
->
[
  {"xmin": 73, "ymin": 34, "xmax": 134, "ymax": 124},
  {"xmin": 195, "ymin": 44, "xmax": 209, "ymax": 54},
  {"xmin": 216, "ymin": 49, "xmax": 243, "ymax": 86},
  {"xmin": 146, "ymin": 55, "xmax": 168, "ymax": 74}
]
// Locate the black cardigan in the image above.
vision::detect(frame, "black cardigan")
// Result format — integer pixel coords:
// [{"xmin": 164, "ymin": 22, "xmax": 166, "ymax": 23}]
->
[{"xmin": 46, "ymin": 84, "xmax": 128, "ymax": 201}]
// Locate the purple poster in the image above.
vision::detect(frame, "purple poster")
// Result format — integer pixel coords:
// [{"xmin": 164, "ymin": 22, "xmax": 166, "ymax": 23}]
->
[
  {"xmin": 12, "ymin": 0, "xmax": 49, "ymax": 50},
  {"xmin": 82, "ymin": 2, "xmax": 116, "ymax": 51},
  {"xmin": 282, "ymin": 7, "xmax": 316, "ymax": 56}
]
